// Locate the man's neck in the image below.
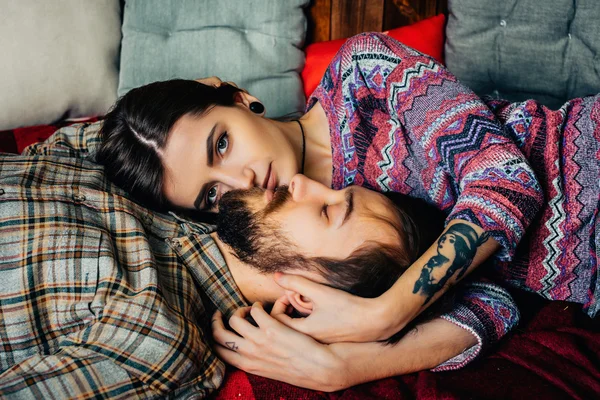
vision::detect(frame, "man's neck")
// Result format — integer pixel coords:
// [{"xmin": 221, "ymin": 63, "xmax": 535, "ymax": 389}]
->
[
  {"xmin": 210, "ymin": 232, "xmax": 244, "ymax": 271},
  {"xmin": 209, "ymin": 232, "xmax": 250, "ymax": 300}
]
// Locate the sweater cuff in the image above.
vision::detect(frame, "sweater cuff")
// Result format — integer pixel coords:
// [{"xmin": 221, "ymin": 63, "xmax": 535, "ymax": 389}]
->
[
  {"xmin": 431, "ymin": 304, "xmax": 483, "ymax": 371},
  {"xmin": 430, "ymin": 282, "xmax": 520, "ymax": 371}
]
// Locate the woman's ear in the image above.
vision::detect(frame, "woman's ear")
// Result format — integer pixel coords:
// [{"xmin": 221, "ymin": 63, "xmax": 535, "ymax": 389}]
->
[
  {"xmin": 285, "ymin": 290, "xmax": 313, "ymax": 316},
  {"xmin": 234, "ymin": 91, "xmax": 265, "ymax": 116}
]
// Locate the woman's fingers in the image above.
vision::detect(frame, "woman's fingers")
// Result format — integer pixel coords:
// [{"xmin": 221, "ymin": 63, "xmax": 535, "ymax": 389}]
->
[
  {"xmin": 274, "ymin": 272, "xmax": 325, "ymax": 300},
  {"xmin": 195, "ymin": 76, "xmax": 222, "ymax": 87},
  {"xmin": 271, "ymin": 295, "xmax": 294, "ymax": 318}
]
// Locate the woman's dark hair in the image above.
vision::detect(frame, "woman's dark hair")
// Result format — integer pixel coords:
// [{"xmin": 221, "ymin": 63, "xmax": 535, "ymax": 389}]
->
[{"xmin": 96, "ymin": 79, "xmax": 243, "ymax": 211}]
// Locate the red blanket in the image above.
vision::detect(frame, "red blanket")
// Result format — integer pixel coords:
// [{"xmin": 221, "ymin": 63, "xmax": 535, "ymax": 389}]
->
[
  {"xmin": 216, "ymin": 291, "xmax": 600, "ymax": 399},
  {"xmin": 2, "ymin": 124, "xmax": 598, "ymax": 399}
]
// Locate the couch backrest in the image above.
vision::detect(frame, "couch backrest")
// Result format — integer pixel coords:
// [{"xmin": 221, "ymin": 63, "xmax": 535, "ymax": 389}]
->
[{"xmin": 445, "ymin": 0, "xmax": 600, "ymax": 109}]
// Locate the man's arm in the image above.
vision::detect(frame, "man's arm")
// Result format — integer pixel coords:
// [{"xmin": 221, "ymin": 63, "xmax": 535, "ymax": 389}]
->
[
  {"xmin": 21, "ymin": 121, "xmax": 103, "ymax": 158},
  {"xmin": 212, "ymin": 303, "xmax": 477, "ymax": 392}
]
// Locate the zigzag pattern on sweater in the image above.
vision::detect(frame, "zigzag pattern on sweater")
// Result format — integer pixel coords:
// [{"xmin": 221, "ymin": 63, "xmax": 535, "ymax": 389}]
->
[{"xmin": 310, "ymin": 32, "xmax": 599, "ymax": 318}]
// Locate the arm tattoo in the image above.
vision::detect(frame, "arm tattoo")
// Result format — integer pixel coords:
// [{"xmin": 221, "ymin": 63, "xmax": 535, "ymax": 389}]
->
[
  {"xmin": 225, "ymin": 342, "xmax": 239, "ymax": 352},
  {"xmin": 413, "ymin": 223, "xmax": 489, "ymax": 305}
]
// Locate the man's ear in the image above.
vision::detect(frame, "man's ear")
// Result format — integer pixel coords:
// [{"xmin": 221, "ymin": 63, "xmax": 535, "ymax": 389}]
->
[{"xmin": 285, "ymin": 290, "xmax": 313, "ymax": 316}]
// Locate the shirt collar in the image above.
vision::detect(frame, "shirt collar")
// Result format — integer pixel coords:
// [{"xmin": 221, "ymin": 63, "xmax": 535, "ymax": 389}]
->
[{"xmin": 168, "ymin": 231, "xmax": 248, "ymax": 319}]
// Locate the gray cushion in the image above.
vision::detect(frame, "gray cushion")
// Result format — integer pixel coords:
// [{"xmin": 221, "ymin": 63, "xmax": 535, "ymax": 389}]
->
[
  {"xmin": 445, "ymin": 0, "xmax": 600, "ymax": 109},
  {"xmin": 119, "ymin": 0, "xmax": 309, "ymax": 118},
  {"xmin": 0, "ymin": 0, "xmax": 121, "ymax": 130}
]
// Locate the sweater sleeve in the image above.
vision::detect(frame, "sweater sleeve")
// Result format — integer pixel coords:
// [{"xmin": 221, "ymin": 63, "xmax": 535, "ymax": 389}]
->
[
  {"xmin": 432, "ymin": 279, "xmax": 520, "ymax": 371},
  {"xmin": 339, "ymin": 33, "xmax": 544, "ymax": 261}
]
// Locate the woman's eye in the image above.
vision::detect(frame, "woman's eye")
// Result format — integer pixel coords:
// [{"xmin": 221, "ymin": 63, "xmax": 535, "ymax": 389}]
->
[
  {"xmin": 206, "ymin": 185, "xmax": 219, "ymax": 207},
  {"xmin": 216, "ymin": 132, "xmax": 229, "ymax": 155}
]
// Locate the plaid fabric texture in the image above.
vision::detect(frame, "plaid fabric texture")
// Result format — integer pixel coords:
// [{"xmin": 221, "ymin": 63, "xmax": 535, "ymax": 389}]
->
[{"xmin": 0, "ymin": 122, "xmax": 247, "ymax": 399}]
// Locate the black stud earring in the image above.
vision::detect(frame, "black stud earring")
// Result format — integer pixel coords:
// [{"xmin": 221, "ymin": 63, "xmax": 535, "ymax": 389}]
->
[{"xmin": 249, "ymin": 102, "xmax": 265, "ymax": 114}]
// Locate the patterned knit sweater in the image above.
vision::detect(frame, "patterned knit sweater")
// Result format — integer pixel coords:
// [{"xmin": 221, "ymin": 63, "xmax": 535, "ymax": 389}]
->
[
  {"xmin": 308, "ymin": 33, "xmax": 599, "ymax": 320},
  {"xmin": 486, "ymin": 96, "xmax": 600, "ymax": 317},
  {"xmin": 306, "ymin": 32, "xmax": 582, "ymax": 369}
]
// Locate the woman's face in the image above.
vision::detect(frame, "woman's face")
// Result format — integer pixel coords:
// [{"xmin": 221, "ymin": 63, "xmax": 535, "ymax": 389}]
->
[
  {"xmin": 160, "ymin": 104, "xmax": 299, "ymax": 211},
  {"xmin": 437, "ymin": 233, "xmax": 457, "ymax": 260}
]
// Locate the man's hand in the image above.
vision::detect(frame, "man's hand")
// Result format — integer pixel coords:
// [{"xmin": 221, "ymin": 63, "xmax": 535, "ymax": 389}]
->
[
  {"xmin": 271, "ymin": 273, "xmax": 396, "ymax": 343},
  {"xmin": 212, "ymin": 302, "xmax": 478, "ymax": 391},
  {"xmin": 211, "ymin": 303, "xmax": 348, "ymax": 392}
]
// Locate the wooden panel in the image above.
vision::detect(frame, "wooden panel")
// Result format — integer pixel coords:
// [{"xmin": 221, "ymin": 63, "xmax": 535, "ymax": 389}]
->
[
  {"xmin": 331, "ymin": 0, "xmax": 385, "ymax": 40},
  {"xmin": 383, "ymin": 0, "xmax": 447, "ymax": 30},
  {"xmin": 306, "ymin": 0, "xmax": 331, "ymax": 44},
  {"xmin": 305, "ymin": 0, "xmax": 447, "ymax": 44}
]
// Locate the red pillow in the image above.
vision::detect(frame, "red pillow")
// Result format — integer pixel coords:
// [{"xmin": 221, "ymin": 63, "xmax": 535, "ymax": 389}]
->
[{"xmin": 301, "ymin": 14, "xmax": 446, "ymax": 99}]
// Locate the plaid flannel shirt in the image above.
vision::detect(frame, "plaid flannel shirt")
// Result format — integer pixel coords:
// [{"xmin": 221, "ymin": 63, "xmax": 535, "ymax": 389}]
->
[{"xmin": 0, "ymin": 122, "xmax": 247, "ymax": 399}]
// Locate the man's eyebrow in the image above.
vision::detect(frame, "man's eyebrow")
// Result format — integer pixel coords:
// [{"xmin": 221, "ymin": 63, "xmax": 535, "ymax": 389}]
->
[
  {"xmin": 194, "ymin": 124, "xmax": 218, "ymax": 209},
  {"xmin": 341, "ymin": 188, "xmax": 354, "ymax": 227}
]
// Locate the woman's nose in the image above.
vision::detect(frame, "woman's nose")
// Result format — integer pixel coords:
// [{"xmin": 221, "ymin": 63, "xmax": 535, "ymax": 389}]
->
[{"xmin": 218, "ymin": 167, "xmax": 255, "ymax": 190}]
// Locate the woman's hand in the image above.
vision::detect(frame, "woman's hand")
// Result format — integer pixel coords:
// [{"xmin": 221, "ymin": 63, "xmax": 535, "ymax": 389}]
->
[
  {"xmin": 195, "ymin": 76, "xmax": 244, "ymax": 91},
  {"xmin": 211, "ymin": 302, "xmax": 348, "ymax": 392},
  {"xmin": 195, "ymin": 76, "xmax": 222, "ymax": 87},
  {"xmin": 271, "ymin": 273, "xmax": 399, "ymax": 343}
]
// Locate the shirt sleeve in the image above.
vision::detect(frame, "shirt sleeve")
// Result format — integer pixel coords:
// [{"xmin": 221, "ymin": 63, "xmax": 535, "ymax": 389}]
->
[
  {"xmin": 343, "ymin": 33, "xmax": 544, "ymax": 261},
  {"xmin": 0, "ymin": 323, "xmax": 220, "ymax": 400},
  {"xmin": 0, "ymin": 348, "xmax": 152, "ymax": 399},
  {"xmin": 432, "ymin": 279, "xmax": 520, "ymax": 371},
  {"xmin": 21, "ymin": 121, "xmax": 103, "ymax": 159},
  {"xmin": 0, "ymin": 295, "xmax": 222, "ymax": 399}
]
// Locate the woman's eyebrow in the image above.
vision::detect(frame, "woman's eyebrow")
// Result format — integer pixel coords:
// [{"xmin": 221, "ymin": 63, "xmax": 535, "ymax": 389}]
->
[
  {"xmin": 206, "ymin": 123, "xmax": 217, "ymax": 167},
  {"xmin": 194, "ymin": 124, "xmax": 218, "ymax": 209},
  {"xmin": 194, "ymin": 186, "xmax": 206, "ymax": 210}
]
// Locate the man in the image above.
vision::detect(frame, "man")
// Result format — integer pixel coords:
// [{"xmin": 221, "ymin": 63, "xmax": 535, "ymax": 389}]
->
[
  {"xmin": 210, "ymin": 174, "xmax": 520, "ymax": 390},
  {"xmin": 0, "ymin": 122, "xmax": 516, "ymax": 397}
]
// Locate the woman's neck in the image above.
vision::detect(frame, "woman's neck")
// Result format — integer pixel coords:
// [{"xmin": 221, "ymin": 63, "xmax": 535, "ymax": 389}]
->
[{"xmin": 298, "ymin": 101, "xmax": 333, "ymax": 187}]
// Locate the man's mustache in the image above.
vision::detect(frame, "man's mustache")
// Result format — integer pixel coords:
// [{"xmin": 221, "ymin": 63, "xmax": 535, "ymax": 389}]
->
[
  {"xmin": 219, "ymin": 185, "xmax": 292, "ymax": 217},
  {"xmin": 263, "ymin": 185, "xmax": 291, "ymax": 215}
]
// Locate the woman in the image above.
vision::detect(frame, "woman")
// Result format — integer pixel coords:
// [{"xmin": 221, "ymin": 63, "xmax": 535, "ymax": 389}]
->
[{"xmin": 97, "ymin": 32, "xmax": 599, "ymax": 385}]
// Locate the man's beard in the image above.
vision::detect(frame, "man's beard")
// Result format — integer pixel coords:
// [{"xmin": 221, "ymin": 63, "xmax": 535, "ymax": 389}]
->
[{"xmin": 215, "ymin": 186, "xmax": 292, "ymax": 269}]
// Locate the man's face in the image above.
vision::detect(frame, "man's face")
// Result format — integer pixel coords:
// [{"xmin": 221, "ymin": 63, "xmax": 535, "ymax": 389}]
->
[{"xmin": 217, "ymin": 174, "xmax": 404, "ymax": 304}]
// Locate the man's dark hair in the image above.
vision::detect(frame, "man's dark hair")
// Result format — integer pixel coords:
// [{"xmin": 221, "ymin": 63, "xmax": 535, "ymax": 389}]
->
[
  {"xmin": 96, "ymin": 79, "xmax": 242, "ymax": 211},
  {"xmin": 216, "ymin": 188, "xmax": 454, "ymax": 343}
]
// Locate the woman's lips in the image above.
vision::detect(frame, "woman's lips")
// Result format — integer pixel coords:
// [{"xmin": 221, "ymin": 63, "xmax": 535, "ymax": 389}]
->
[
  {"xmin": 266, "ymin": 168, "xmax": 277, "ymax": 190},
  {"xmin": 262, "ymin": 163, "xmax": 277, "ymax": 190},
  {"xmin": 262, "ymin": 163, "xmax": 272, "ymax": 188}
]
